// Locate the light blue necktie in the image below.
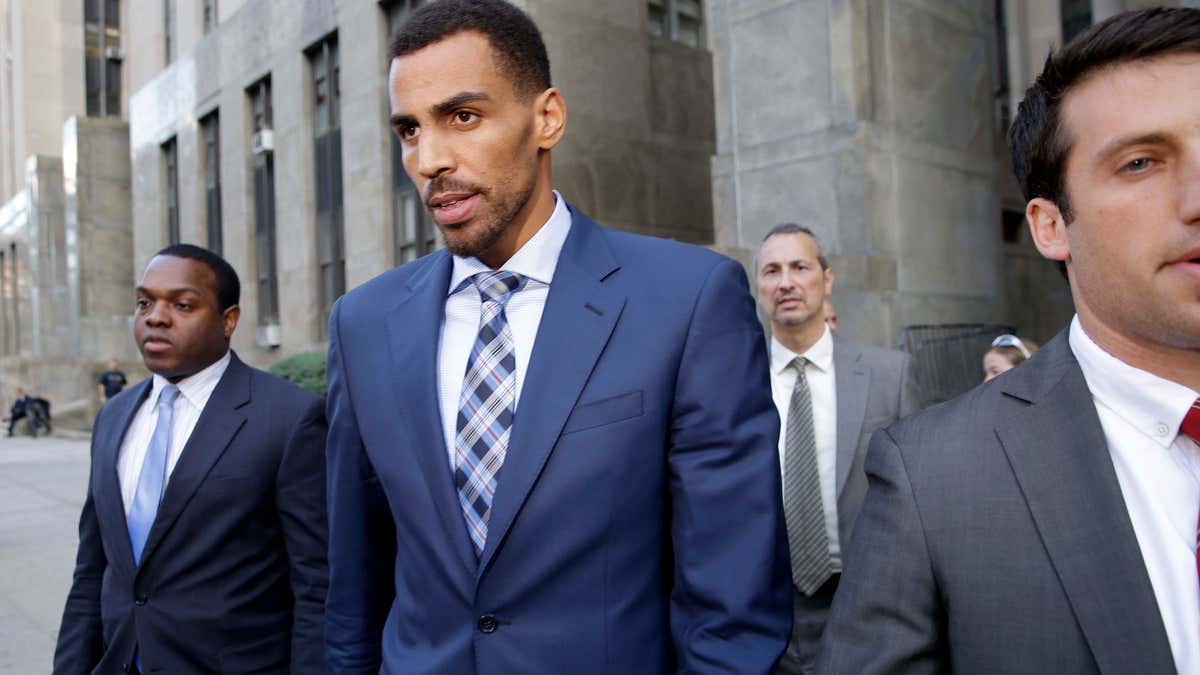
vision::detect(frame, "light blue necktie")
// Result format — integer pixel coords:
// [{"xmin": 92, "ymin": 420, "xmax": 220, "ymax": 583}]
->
[{"xmin": 127, "ymin": 385, "xmax": 180, "ymax": 567}]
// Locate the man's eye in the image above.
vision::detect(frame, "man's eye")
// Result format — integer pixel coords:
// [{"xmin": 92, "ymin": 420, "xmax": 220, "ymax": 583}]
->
[
  {"xmin": 455, "ymin": 111, "xmax": 477, "ymax": 124},
  {"xmin": 398, "ymin": 125, "xmax": 419, "ymax": 140},
  {"xmin": 1121, "ymin": 157, "xmax": 1153, "ymax": 173},
  {"xmin": 135, "ymin": 299, "xmax": 149, "ymax": 309},
  {"xmin": 175, "ymin": 303, "xmax": 191, "ymax": 311}
]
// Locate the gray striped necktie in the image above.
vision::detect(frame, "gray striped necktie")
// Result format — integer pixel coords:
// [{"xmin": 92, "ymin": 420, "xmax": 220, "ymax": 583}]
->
[{"xmin": 783, "ymin": 356, "xmax": 836, "ymax": 595}]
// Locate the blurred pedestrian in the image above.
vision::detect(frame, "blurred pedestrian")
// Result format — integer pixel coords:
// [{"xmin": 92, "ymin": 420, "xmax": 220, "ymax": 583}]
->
[
  {"xmin": 818, "ymin": 8, "xmax": 1200, "ymax": 673},
  {"xmin": 822, "ymin": 299, "xmax": 838, "ymax": 334},
  {"xmin": 982, "ymin": 334, "xmax": 1039, "ymax": 381},
  {"xmin": 54, "ymin": 245, "xmax": 327, "ymax": 674},
  {"xmin": 97, "ymin": 358, "xmax": 127, "ymax": 404}
]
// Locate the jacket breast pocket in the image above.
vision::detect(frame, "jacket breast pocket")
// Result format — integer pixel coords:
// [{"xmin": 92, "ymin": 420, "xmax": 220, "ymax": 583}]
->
[{"xmin": 561, "ymin": 390, "xmax": 644, "ymax": 435}]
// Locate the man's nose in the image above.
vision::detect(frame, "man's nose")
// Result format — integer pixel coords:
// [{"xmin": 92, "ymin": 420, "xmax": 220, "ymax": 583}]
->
[{"xmin": 416, "ymin": 129, "xmax": 455, "ymax": 180}]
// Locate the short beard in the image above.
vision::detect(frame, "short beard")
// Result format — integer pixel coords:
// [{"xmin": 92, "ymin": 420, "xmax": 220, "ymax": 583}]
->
[{"xmin": 432, "ymin": 171, "xmax": 537, "ymax": 263}]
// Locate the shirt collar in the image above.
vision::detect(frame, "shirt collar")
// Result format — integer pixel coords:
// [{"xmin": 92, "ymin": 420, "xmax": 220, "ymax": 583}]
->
[
  {"xmin": 1069, "ymin": 316, "xmax": 1198, "ymax": 448},
  {"xmin": 770, "ymin": 324, "xmax": 834, "ymax": 375},
  {"xmin": 448, "ymin": 190, "xmax": 572, "ymax": 296},
  {"xmin": 150, "ymin": 350, "xmax": 232, "ymax": 411}
]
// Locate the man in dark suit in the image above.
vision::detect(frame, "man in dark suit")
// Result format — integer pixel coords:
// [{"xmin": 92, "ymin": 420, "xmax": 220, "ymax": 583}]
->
[
  {"xmin": 818, "ymin": 8, "xmax": 1200, "ymax": 673},
  {"xmin": 54, "ymin": 245, "xmax": 327, "ymax": 674},
  {"xmin": 753, "ymin": 223, "xmax": 920, "ymax": 674},
  {"xmin": 324, "ymin": 1, "xmax": 792, "ymax": 672}
]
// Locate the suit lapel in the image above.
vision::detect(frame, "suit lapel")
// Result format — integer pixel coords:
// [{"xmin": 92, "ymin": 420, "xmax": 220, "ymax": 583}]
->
[
  {"xmin": 477, "ymin": 210, "xmax": 624, "ymax": 578},
  {"xmin": 95, "ymin": 380, "xmax": 153, "ymax": 572},
  {"xmin": 385, "ymin": 252, "xmax": 479, "ymax": 576},
  {"xmin": 137, "ymin": 353, "xmax": 249, "ymax": 571},
  {"xmin": 833, "ymin": 339, "xmax": 868, "ymax": 496},
  {"xmin": 996, "ymin": 335, "xmax": 1175, "ymax": 674}
]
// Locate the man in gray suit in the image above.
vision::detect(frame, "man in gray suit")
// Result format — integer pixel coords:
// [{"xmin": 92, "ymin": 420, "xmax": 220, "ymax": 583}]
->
[
  {"xmin": 754, "ymin": 223, "xmax": 921, "ymax": 674},
  {"xmin": 818, "ymin": 8, "xmax": 1200, "ymax": 674}
]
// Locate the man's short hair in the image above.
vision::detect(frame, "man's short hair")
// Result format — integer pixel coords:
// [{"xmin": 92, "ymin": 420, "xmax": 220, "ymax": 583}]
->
[
  {"xmin": 154, "ymin": 244, "xmax": 241, "ymax": 312},
  {"xmin": 388, "ymin": 0, "xmax": 551, "ymax": 99},
  {"xmin": 761, "ymin": 223, "xmax": 830, "ymax": 270},
  {"xmin": 1008, "ymin": 7, "xmax": 1200, "ymax": 221}
]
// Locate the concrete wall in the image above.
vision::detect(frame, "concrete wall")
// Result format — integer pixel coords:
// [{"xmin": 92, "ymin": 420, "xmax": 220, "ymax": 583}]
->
[
  {"xmin": 711, "ymin": 0, "xmax": 1003, "ymax": 347},
  {"xmin": 128, "ymin": 0, "xmax": 717, "ymax": 367}
]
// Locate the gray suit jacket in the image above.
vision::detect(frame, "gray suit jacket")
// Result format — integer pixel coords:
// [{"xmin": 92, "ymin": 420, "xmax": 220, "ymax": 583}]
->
[
  {"xmin": 831, "ymin": 338, "xmax": 922, "ymax": 546},
  {"xmin": 816, "ymin": 332, "xmax": 1177, "ymax": 674}
]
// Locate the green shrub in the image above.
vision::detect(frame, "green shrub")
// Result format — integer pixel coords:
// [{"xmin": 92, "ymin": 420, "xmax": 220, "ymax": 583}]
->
[{"xmin": 268, "ymin": 351, "xmax": 327, "ymax": 397}]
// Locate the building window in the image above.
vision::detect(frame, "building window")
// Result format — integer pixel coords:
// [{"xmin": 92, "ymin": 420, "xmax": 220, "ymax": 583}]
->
[
  {"xmin": 201, "ymin": 112, "xmax": 222, "ymax": 254},
  {"xmin": 203, "ymin": 0, "xmax": 218, "ymax": 34},
  {"xmin": 163, "ymin": 137, "xmax": 179, "ymax": 244},
  {"xmin": 309, "ymin": 35, "xmax": 344, "ymax": 332},
  {"xmin": 163, "ymin": 0, "xmax": 174, "ymax": 64},
  {"xmin": 84, "ymin": 0, "xmax": 122, "ymax": 116},
  {"xmin": 385, "ymin": 0, "xmax": 437, "ymax": 264},
  {"xmin": 647, "ymin": 0, "xmax": 703, "ymax": 47},
  {"xmin": 0, "ymin": 248, "xmax": 8, "ymax": 355},
  {"xmin": 1060, "ymin": 0, "xmax": 1092, "ymax": 44},
  {"xmin": 249, "ymin": 77, "xmax": 280, "ymax": 331}
]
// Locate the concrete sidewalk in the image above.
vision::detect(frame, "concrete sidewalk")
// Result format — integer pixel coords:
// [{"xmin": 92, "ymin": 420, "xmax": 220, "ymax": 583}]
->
[{"xmin": 0, "ymin": 434, "xmax": 90, "ymax": 673}]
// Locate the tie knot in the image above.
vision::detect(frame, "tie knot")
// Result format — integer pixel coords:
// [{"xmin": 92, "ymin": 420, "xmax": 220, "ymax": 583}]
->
[
  {"xmin": 790, "ymin": 356, "xmax": 808, "ymax": 373},
  {"xmin": 1181, "ymin": 398, "xmax": 1200, "ymax": 443},
  {"xmin": 158, "ymin": 384, "xmax": 180, "ymax": 407},
  {"xmin": 472, "ymin": 270, "xmax": 524, "ymax": 305}
]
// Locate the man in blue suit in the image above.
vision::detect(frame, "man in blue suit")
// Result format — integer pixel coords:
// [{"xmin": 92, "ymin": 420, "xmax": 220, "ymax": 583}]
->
[
  {"xmin": 54, "ymin": 245, "xmax": 327, "ymax": 674},
  {"xmin": 324, "ymin": 1, "xmax": 792, "ymax": 672}
]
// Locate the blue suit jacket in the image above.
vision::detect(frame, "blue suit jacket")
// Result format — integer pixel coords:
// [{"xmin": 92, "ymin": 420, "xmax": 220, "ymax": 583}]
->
[
  {"xmin": 325, "ymin": 207, "xmax": 792, "ymax": 673},
  {"xmin": 54, "ymin": 353, "xmax": 328, "ymax": 674}
]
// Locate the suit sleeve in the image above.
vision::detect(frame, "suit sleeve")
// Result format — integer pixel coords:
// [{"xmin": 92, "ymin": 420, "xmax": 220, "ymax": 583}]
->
[
  {"xmin": 52, "ymin": 415, "xmax": 108, "ymax": 674},
  {"xmin": 276, "ymin": 395, "xmax": 329, "ymax": 674},
  {"xmin": 325, "ymin": 299, "xmax": 397, "ymax": 674},
  {"xmin": 667, "ymin": 257, "xmax": 793, "ymax": 674},
  {"xmin": 815, "ymin": 428, "xmax": 945, "ymax": 674},
  {"xmin": 898, "ymin": 353, "xmax": 923, "ymax": 418}
]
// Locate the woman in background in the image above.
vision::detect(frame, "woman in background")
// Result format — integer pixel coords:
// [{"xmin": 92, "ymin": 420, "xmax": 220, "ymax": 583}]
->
[{"xmin": 983, "ymin": 334, "xmax": 1039, "ymax": 381}]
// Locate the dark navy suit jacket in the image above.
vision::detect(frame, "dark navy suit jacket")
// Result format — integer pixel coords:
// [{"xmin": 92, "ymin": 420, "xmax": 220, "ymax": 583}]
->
[
  {"xmin": 325, "ymin": 207, "xmax": 792, "ymax": 673},
  {"xmin": 54, "ymin": 352, "xmax": 328, "ymax": 674}
]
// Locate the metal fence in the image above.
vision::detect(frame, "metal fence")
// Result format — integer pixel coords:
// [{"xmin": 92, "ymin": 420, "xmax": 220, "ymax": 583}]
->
[{"xmin": 897, "ymin": 323, "xmax": 1017, "ymax": 407}]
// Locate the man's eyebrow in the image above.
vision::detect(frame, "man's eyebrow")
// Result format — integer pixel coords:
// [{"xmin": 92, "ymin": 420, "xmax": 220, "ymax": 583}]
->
[
  {"xmin": 135, "ymin": 286, "xmax": 205, "ymax": 297},
  {"xmin": 1094, "ymin": 132, "xmax": 1173, "ymax": 163},
  {"xmin": 432, "ymin": 91, "xmax": 491, "ymax": 116},
  {"xmin": 389, "ymin": 113, "xmax": 416, "ymax": 129}
]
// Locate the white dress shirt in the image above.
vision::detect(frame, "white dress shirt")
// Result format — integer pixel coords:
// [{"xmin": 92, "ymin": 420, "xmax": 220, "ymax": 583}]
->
[
  {"xmin": 770, "ymin": 326, "xmax": 841, "ymax": 560},
  {"xmin": 117, "ymin": 351, "xmax": 231, "ymax": 515},
  {"xmin": 438, "ymin": 191, "xmax": 572, "ymax": 467},
  {"xmin": 1070, "ymin": 316, "xmax": 1200, "ymax": 674}
]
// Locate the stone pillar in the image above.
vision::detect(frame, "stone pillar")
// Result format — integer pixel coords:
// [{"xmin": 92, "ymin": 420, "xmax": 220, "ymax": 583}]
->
[
  {"xmin": 24, "ymin": 154, "xmax": 67, "ymax": 357},
  {"xmin": 710, "ymin": 0, "xmax": 1002, "ymax": 346},
  {"xmin": 63, "ymin": 116, "xmax": 137, "ymax": 364}
]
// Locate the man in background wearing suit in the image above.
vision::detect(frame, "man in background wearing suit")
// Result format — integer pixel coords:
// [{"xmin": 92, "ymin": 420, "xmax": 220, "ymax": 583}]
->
[
  {"xmin": 54, "ymin": 245, "xmax": 327, "ymax": 674},
  {"xmin": 753, "ymin": 223, "xmax": 920, "ymax": 674},
  {"xmin": 818, "ymin": 8, "xmax": 1200, "ymax": 673},
  {"xmin": 324, "ymin": 1, "xmax": 791, "ymax": 672}
]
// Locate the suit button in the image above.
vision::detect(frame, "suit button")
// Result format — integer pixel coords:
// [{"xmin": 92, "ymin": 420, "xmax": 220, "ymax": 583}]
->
[
  {"xmin": 477, "ymin": 614, "xmax": 498, "ymax": 633},
  {"xmin": 134, "ymin": 594, "xmax": 147, "ymax": 606},
  {"xmin": 121, "ymin": 664, "xmax": 129, "ymax": 673}
]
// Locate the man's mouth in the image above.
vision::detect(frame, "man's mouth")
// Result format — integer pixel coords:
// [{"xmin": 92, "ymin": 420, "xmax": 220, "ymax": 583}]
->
[
  {"xmin": 427, "ymin": 193, "xmax": 480, "ymax": 226},
  {"xmin": 141, "ymin": 336, "xmax": 173, "ymax": 354}
]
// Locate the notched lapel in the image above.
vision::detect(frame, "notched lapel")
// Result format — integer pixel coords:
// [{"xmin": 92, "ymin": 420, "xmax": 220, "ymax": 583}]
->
[
  {"xmin": 477, "ymin": 213, "xmax": 624, "ymax": 578},
  {"xmin": 996, "ymin": 342, "xmax": 1175, "ymax": 675},
  {"xmin": 97, "ymin": 381, "xmax": 153, "ymax": 571},
  {"xmin": 385, "ymin": 253, "xmax": 479, "ymax": 575},
  {"xmin": 137, "ymin": 356, "xmax": 250, "ymax": 571},
  {"xmin": 833, "ymin": 341, "xmax": 868, "ymax": 496}
]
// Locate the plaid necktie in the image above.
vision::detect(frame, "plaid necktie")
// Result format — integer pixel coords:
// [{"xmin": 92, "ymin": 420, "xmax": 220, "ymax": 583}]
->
[
  {"xmin": 1181, "ymin": 399, "xmax": 1200, "ymax": 587},
  {"xmin": 783, "ymin": 357, "xmax": 838, "ymax": 595},
  {"xmin": 127, "ymin": 384, "xmax": 180, "ymax": 566},
  {"xmin": 454, "ymin": 270, "xmax": 524, "ymax": 557}
]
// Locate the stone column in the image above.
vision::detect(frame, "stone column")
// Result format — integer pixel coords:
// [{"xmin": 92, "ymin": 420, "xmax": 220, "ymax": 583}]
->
[{"xmin": 710, "ymin": 0, "xmax": 1002, "ymax": 346}]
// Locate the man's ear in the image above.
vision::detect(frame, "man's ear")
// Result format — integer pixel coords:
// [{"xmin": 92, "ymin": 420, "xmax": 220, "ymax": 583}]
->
[
  {"xmin": 222, "ymin": 305, "xmax": 241, "ymax": 340},
  {"xmin": 1026, "ymin": 197, "xmax": 1070, "ymax": 263},
  {"xmin": 823, "ymin": 266, "xmax": 835, "ymax": 297},
  {"xmin": 533, "ymin": 87, "xmax": 567, "ymax": 151}
]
